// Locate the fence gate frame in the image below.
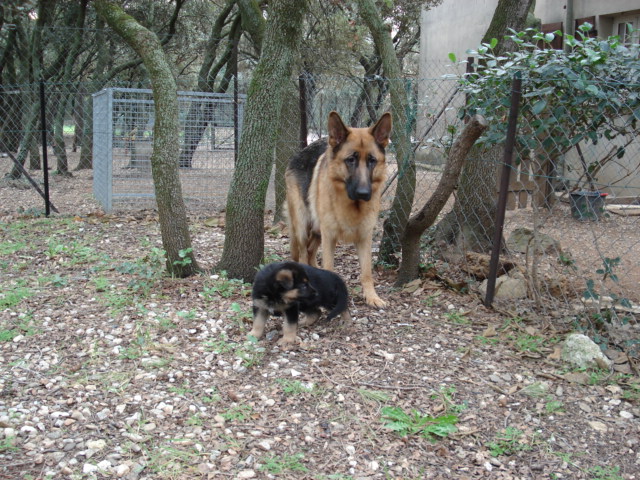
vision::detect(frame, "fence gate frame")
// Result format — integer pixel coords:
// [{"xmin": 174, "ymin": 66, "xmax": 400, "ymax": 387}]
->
[{"xmin": 92, "ymin": 87, "xmax": 245, "ymax": 212}]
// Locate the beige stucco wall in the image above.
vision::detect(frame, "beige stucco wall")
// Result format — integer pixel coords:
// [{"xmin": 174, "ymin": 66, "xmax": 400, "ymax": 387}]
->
[{"xmin": 418, "ymin": 0, "xmax": 640, "ymax": 197}]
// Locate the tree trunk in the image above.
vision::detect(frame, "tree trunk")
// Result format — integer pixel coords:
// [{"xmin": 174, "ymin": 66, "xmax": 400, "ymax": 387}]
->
[
  {"xmin": 273, "ymin": 79, "xmax": 299, "ymax": 224},
  {"xmin": 355, "ymin": 0, "xmax": 414, "ymax": 266},
  {"xmin": 397, "ymin": 116, "xmax": 487, "ymax": 285},
  {"xmin": 434, "ymin": 0, "xmax": 534, "ymax": 255},
  {"xmin": 95, "ymin": 0, "xmax": 199, "ymax": 277},
  {"xmin": 217, "ymin": 0, "xmax": 308, "ymax": 282}
]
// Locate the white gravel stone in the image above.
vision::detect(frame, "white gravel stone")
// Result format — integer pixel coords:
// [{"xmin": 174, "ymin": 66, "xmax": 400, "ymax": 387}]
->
[
  {"xmin": 237, "ymin": 469, "xmax": 256, "ymax": 479},
  {"xmin": 115, "ymin": 464, "xmax": 130, "ymax": 477},
  {"xmin": 86, "ymin": 439, "xmax": 106, "ymax": 450}
]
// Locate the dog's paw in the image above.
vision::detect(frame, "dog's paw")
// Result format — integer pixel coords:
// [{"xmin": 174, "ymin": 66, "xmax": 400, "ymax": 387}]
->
[
  {"xmin": 365, "ymin": 295, "xmax": 387, "ymax": 308},
  {"xmin": 277, "ymin": 336, "xmax": 302, "ymax": 350},
  {"xmin": 247, "ymin": 329, "xmax": 263, "ymax": 340}
]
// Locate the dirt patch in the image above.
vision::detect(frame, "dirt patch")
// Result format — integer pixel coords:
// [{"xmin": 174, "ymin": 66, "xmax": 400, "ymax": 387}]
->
[{"xmin": 0, "ymin": 159, "xmax": 639, "ymax": 480}]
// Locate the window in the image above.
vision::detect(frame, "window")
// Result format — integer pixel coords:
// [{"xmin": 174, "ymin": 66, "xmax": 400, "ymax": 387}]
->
[{"xmin": 613, "ymin": 14, "xmax": 640, "ymax": 45}]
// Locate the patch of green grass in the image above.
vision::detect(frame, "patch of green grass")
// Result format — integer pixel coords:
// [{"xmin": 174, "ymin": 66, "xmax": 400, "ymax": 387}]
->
[
  {"xmin": 157, "ymin": 316, "xmax": 177, "ymax": 331},
  {"xmin": 185, "ymin": 413, "xmax": 203, "ymax": 426},
  {"xmin": 220, "ymin": 404, "xmax": 253, "ymax": 422},
  {"xmin": 544, "ymin": 400, "xmax": 565, "ymax": 414},
  {"xmin": 201, "ymin": 388, "xmax": 221, "ymax": 404},
  {"xmin": 229, "ymin": 302, "xmax": 252, "ymax": 331},
  {"xmin": 431, "ymin": 385, "xmax": 467, "ymax": 415},
  {"xmin": 235, "ymin": 337, "xmax": 266, "ymax": 367},
  {"xmin": 99, "ymin": 290, "xmax": 136, "ymax": 314},
  {"xmin": 259, "ymin": 452, "xmax": 307, "ymax": 475},
  {"xmin": 168, "ymin": 384, "xmax": 193, "ymax": 396},
  {"xmin": 0, "ymin": 435, "xmax": 18, "ymax": 452},
  {"xmin": 587, "ymin": 465, "xmax": 623, "ymax": 480},
  {"xmin": 358, "ymin": 388, "xmax": 391, "ymax": 404},
  {"xmin": 380, "ymin": 406, "xmax": 458, "ymax": 442},
  {"xmin": 277, "ymin": 378, "xmax": 317, "ymax": 395},
  {"xmin": 512, "ymin": 333, "xmax": 546, "ymax": 353},
  {"xmin": 317, "ymin": 475, "xmax": 355, "ymax": 480},
  {"xmin": 91, "ymin": 276, "xmax": 111, "ymax": 292},
  {"xmin": 444, "ymin": 311, "xmax": 469, "ymax": 324},
  {"xmin": 176, "ymin": 309, "xmax": 197, "ymax": 321},
  {"xmin": 0, "ymin": 328, "xmax": 20, "ymax": 342},
  {"xmin": 202, "ymin": 271, "xmax": 251, "ymax": 299},
  {"xmin": 143, "ymin": 442, "xmax": 200, "ymax": 476},
  {"xmin": 204, "ymin": 333, "xmax": 235, "ymax": 354},
  {"xmin": 37, "ymin": 273, "xmax": 68, "ymax": 287},
  {"xmin": 0, "ymin": 283, "xmax": 34, "ymax": 309},
  {"xmin": 487, "ymin": 427, "xmax": 532, "ymax": 457},
  {"xmin": 0, "ymin": 239, "xmax": 26, "ymax": 256}
]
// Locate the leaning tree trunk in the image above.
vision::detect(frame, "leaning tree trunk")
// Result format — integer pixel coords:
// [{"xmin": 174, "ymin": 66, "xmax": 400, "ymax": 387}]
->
[
  {"xmin": 355, "ymin": 0, "xmax": 414, "ymax": 266},
  {"xmin": 217, "ymin": 0, "xmax": 308, "ymax": 282},
  {"xmin": 434, "ymin": 0, "xmax": 534, "ymax": 255},
  {"xmin": 397, "ymin": 116, "xmax": 488, "ymax": 285},
  {"xmin": 95, "ymin": 0, "xmax": 199, "ymax": 277}
]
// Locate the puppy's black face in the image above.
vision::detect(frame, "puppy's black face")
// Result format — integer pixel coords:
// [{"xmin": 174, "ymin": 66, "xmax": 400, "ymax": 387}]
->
[
  {"xmin": 252, "ymin": 262, "xmax": 318, "ymax": 312},
  {"xmin": 274, "ymin": 266, "xmax": 317, "ymax": 304}
]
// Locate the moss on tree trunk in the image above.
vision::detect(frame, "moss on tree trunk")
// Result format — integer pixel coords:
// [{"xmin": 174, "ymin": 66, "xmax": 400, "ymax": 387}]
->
[{"xmin": 217, "ymin": 0, "xmax": 308, "ymax": 282}]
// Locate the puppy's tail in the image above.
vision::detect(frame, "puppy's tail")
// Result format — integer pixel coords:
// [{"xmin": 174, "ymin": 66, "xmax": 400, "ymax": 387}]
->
[{"xmin": 325, "ymin": 284, "xmax": 349, "ymax": 322}]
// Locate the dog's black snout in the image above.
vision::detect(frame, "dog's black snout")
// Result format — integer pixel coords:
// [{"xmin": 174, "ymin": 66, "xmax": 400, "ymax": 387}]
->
[{"xmin": 355, "ymin": 187, "xmax": 372, "ymax": 201}]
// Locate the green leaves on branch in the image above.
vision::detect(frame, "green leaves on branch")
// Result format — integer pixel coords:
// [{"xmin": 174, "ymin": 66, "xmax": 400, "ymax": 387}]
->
[{"xmin": 454, "ymin": 23, "xmax": 640, "ymax": 172}]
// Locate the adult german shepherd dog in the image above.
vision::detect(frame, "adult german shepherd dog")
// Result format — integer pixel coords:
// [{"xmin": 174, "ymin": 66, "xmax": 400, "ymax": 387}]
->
[{"xmin": 285, "ymin": 111, "xmax": 392, "ymax": 307}]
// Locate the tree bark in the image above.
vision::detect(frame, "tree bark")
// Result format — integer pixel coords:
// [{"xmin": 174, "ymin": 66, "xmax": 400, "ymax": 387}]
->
[
  {"xmin": 217, "ymin": 0, "xmax": 308, "ymax": 282},
  {"xmin": 273, "ymin": 79, "xmax": 299, "ymax": 224},
  {"xmin": 95, "ymin": 0, "xmax": 199, "ymax": 277},
  {"xmin": 397, "ymin": 116, "xmax": 487, "ymax": 285},
  {"xmin": 434, "ymin": 0, "xmax": 534, "ymax": 255},
  {"xmin": 355, "ymin": 0, "xmax": 414, "ymax": 266}
]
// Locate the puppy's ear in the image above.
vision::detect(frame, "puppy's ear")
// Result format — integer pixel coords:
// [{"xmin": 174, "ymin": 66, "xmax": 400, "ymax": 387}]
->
[
  {"xmin": 370, "ymin": 112, "xmax": 392, "ymax": 148},
  {"xmin": 275, "ymin": 269, "xmax": 294, "ymax": 290},
  {"xmin": 328, "ymin": 111, "xmax": 349, "ymax": 148}
]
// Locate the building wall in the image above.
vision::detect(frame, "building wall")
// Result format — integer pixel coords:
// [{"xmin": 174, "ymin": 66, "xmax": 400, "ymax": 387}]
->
[{"xmin": 418, "ymin": 0, "xmax": 640, "ymax": 198}]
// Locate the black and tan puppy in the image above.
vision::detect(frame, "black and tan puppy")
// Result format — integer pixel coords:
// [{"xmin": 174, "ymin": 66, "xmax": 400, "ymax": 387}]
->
[{"xmin": 249, "ymin": 261, "xmax": 350, "ymax": 346}]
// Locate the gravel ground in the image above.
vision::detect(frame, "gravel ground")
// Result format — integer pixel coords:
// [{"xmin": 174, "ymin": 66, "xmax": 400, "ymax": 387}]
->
[{"xmin": 0, "ymin": 163, "xmax": 639, "ymax": 480}]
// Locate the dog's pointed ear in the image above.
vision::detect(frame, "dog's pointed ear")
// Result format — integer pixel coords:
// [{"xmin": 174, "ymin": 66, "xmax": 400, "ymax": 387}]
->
[
  {"xmin": 328, "ymin": 111, "xmax": 350, "ymax": 148},
  {"xmin": 370, "ymin": 112, "xmax": 392, "ymax": 148},
  {"xmin": 275, "ymin": 269, "xmax": 294, "ymax": 290}
]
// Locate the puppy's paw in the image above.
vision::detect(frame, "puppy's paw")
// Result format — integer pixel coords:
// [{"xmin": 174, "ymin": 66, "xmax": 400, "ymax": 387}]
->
[
  {"xmin": 277, "ymin": 335, "xmax": 302, "ymax": 350},
  {"xmin": 247, "ymin": 329, "xmax": 263, "ymax": 340}
]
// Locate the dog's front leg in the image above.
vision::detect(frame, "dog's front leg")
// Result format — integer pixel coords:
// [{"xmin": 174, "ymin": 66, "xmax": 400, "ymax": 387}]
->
[
  {"xmin": 248, "ymin": 307, "xmax": 269, "ymax": 339},
  {"xmin": 356, "ymin": 237, "xmax": 387, "ymax": 308},
  {"xmin": 278, "ymin": 304, "xmax": 300, "ymax": 347}
]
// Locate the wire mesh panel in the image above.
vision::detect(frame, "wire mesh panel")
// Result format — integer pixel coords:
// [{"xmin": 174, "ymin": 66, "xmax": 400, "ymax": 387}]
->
[{"xmin": 92, "ymin": 87, "xmax": 245, "ymax": 212}]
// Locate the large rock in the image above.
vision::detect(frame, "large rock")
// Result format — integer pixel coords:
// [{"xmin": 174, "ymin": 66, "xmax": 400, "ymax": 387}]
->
[
  {"xmin": 507, "ymin": 227, "xmax": 561, "ymax": 255},
  {"xmin": 561, "ymin": 333, "xmax": 612, "ymax": 369},
  {"xmin": 479, "ymin": 273, "xmax": 527, "ymax": 299}
]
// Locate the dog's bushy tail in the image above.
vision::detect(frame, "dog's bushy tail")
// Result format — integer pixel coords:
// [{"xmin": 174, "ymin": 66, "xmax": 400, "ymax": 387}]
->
[{"xmin": 325, "ymin": 283, "xmax": 349, "ymax": 322}]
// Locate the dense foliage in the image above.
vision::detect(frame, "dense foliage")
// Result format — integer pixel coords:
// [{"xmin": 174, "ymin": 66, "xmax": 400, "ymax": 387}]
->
[{"xmin": 453, "ymin": 24, "xmax": 640, "ymax": 187}]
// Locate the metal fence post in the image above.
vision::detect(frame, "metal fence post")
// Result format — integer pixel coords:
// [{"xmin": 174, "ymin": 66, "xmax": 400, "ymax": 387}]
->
[{"xmin": 39, "ymin": 79, "xmax": 51, "ymax": 216}]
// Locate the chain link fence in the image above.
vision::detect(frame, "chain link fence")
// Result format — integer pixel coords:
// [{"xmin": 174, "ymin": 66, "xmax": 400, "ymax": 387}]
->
[{"xmin": 1, "ymin": 65, "xmax": 639, "ymax": 330}]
